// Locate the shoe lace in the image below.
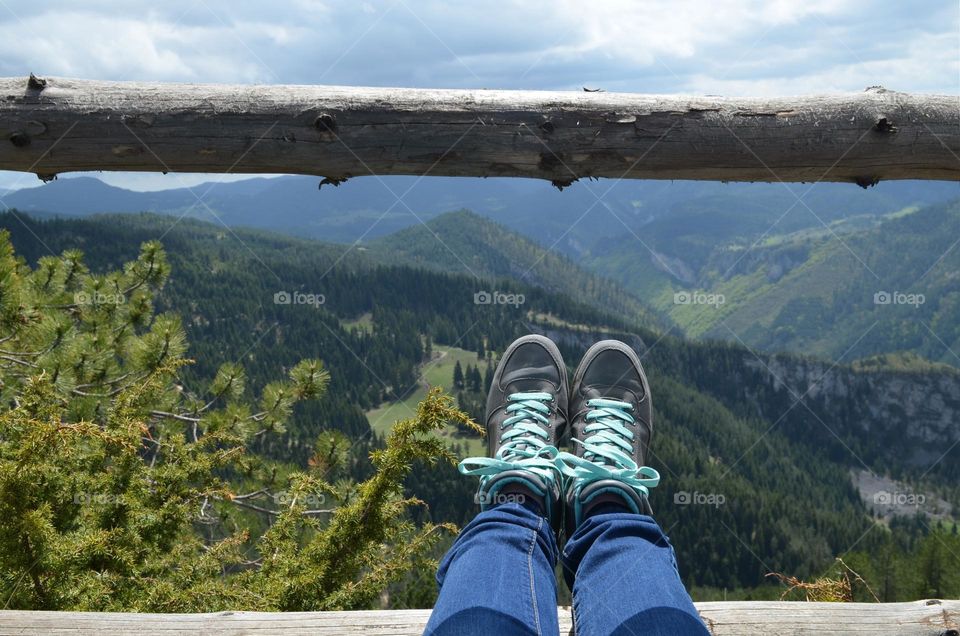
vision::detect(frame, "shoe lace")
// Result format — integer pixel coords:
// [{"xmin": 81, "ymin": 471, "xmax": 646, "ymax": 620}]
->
[
  {"xmin": 559, "ymin": 398, "xmax": 660, "ymax": 496},
  {"xmin": 458, "ymin": 391, "xmax": 564, "ymax": 486}
]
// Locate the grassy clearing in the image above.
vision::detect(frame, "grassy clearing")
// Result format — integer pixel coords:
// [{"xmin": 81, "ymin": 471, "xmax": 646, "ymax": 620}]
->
[
  {"xmin": 340, "ymin": 312, "xmax": 374, "ymax": 332},
  {"xmin": 529, "ymin": 311, "xmax": 617, "ymax": 333},
  {"xmin": 366, "ymin": 344, "xmax": 486, "ymax": 456}
]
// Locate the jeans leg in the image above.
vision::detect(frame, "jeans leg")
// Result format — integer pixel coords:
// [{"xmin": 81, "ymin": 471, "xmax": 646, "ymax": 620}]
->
[
  {"xmin": 424, "ymin": 502, "xmax": 560, "ymax": 636},
  {"xmin": 561, "ymin": 511, "xmax": 709, "ymax": 636}
]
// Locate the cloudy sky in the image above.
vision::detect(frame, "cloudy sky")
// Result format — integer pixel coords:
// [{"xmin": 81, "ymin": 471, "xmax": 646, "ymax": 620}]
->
[{"xmin": 0, "ymin": 0, "xmax": 957, "ymax": 190}]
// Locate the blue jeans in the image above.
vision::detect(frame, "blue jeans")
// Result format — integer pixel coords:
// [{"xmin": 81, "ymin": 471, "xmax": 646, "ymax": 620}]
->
[{"xmin": 424, "ymin": 503, "xmax": 709, "ymax": 636}]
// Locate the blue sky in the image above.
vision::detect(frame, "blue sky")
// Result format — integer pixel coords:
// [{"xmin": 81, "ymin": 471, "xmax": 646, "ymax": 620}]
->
[{"xmin": 0, "ymin": 0, "xmax": 957, "ymax": 191}]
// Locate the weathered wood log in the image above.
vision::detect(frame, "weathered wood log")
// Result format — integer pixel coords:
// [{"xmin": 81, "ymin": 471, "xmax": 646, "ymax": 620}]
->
[
  {"xmin": 0, "ymin": 76, "xmax": 957, "ymax": 187},
  {"xmin": 0, "ymin": 600, "xmax": 957, "ymax": 635}
]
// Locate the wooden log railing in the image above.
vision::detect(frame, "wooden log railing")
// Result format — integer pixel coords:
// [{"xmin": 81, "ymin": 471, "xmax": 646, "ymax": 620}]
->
[
  {"xmin": 0, "ymin": 600, "xmax": 957, "ymax": 635},
  {"xmin": 0, "ymin": 76, "xmax": 958, "ymax": 188}
]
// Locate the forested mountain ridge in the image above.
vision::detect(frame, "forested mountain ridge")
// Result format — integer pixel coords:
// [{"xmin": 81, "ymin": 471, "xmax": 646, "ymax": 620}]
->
[
  {"xmin": 1, "ymin": 209, "xmax": 957, "ymax": 600},
  {"xmin": 584, "ymin": 197, "xmax": 960, "ymax": 364},
  {"xmin": 369, "ymin": 209, "xmax": 668, "ymax": 330},
  {"xmin": 698, "ymin": 199, "xmax": 960, "ymax": 361}
]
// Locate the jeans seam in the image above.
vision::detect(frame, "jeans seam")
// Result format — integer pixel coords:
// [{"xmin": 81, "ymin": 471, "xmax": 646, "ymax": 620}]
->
[
  {"xmin": 572, "ymin": 593, "xmax": 583, "ymax": 636},
  {"xmin": 528, "ymin": 516, "xmax": 543, "ymax": 636}
]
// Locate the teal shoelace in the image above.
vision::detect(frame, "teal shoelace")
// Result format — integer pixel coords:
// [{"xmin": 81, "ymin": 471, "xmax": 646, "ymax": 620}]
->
[
  {"xmin": 560, "ymin": 397, "xmax": 660, "ymax": 497},
  {"xmin": 459, "ymin": 391, "xmax": 564, "ymax": 492}
]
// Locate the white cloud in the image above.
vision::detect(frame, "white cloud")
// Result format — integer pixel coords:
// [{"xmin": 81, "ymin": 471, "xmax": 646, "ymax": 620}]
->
[
  {"xmin": 682, "ymin": 15, "xmax": 960, "ymax": 96},
  {"xmin": 0, "ymin": 9, "xmax": 269, "ymax": 82},
  {"xmin": 0, "ymin": 0, "xmax": 954, "ymax": 91},
  {"xmin": 551, "ymin": 0, "xmax": 853, "ymax": 63}
]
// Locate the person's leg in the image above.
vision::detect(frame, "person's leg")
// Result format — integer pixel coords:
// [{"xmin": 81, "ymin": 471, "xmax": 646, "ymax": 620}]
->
[
  {"xmin": 426, "ymin": 334, "xmax": 571, "ymax": 636},
  {"xmin": 561, "ymin": 504, "xmax": 708, "ymax": 635},
  {"xmin": 559, "ymin": 340, "xmax": 708, "ymax": 635},
  {"xmin": 424, "ymin": 501, "xmax": 559, "ymax": 636}
]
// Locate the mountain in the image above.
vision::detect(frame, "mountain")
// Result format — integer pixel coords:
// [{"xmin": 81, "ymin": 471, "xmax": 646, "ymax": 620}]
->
[
  {"xmin": 8, "ymin": 176, "xmax": 960, "ymax": 366},
  {"xmin": 7, "ymin": 176, "xmax": 958, "ymax": 357},
  {"xmin": 2, "ymin": 210, "xmax": 958, "ymax": 600},
  {"xmin": 370, "ymin": 209, "xmax": 668, "ymax": 330},
  {"xmin": 2, "ymin": 175, "xmax": 553, "ymax": 242},
  {"xmin": 2, "ymin": 176, "xmax": 200, "ymax": 217},
  {"xmin": 586, "ymin": 198, "xmax": 960, "ymax": 364},
  {"xmin": 701, "ymin": 199, "xmax": 960, "ymax": 361},
  {"xmin": 5, "ymin": 175, "xmax": 958, "ymax": 249}
]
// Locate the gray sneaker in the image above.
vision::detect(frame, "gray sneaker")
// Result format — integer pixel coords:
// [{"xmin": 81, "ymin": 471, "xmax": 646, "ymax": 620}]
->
[
  {"xmin": 562, "ymin": 339, "xmax": 660, "ymax": 535},
  {"xmin": 458, "ymin": 335, "xmax": 569, "ymax": 529}
]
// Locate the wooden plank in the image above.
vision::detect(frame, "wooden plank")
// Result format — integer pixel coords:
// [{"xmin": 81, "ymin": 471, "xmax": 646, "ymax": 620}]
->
[
  {"xmin": 0, "ymin": 600, "xmax": 956, "ymax": 635},
  {"xmin": 0, "ymin": 76, "xmax": 957, "ymax": 186}
]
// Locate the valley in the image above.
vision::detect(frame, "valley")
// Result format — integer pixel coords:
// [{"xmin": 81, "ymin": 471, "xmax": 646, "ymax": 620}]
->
[{"xmin": 2, "ymin": 205, "xmax": 958, "ymax": 600}]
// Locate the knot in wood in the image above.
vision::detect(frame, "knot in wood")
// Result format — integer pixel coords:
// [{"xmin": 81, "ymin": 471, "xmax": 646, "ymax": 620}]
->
[
  {"xmin": 9, "ymin": 131, "xmax": 30, "ymax": 147},
  {"xmin": 314, "ymin": 113, "xmax": 337, "ymax": 134}
]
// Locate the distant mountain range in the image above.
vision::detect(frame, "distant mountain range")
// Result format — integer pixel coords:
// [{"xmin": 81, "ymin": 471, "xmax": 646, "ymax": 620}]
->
[
  {"xmin": 5, "ymin": 175, "xmax": 958, "ymax": 250},
  {"xmin": 3, "ymin": 175, "xmax": 557, "ymax": 243},
  {"xmin": 5, "ymin": 174, "xmax": 959, "ymax": 364}
]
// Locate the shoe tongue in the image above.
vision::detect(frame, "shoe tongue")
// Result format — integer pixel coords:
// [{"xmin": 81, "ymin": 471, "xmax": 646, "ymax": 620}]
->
[
  {"xmin": 504, "ymin": 379, "xmax": 549, "ymax": 395},
  {"xmin": 501, "ymin": 365, "xmax": 557, "ymax": 395},
  {"xmin": 583, "ymin": 384, "xmax": 638, "ymax": 404}
]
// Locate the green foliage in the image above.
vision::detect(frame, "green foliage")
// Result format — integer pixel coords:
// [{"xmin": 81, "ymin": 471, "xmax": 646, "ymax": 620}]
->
[
  {"xmin": 0, "ymin": 231, "xmax": 474, "ymax": 611},
  {"xmin": 843, "ymin": 523, "xmax": 960, "ymax": 601},
  {"xmin": 253, "ymin": 387, "xmax": 477, "ymax": 611}
]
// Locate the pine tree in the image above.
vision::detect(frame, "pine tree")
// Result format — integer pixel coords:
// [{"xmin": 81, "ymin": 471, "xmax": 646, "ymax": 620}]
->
[
  {"xmin": 452, "ymin": 360, "xmax": 465, "ymax": 390},
  {"xmin": 468, "ymin": 365, "xmax": 482, "ymax": 393},
  {"xmin": 0, "ymin": 231, "xmax": 479, "ymax": 611}
]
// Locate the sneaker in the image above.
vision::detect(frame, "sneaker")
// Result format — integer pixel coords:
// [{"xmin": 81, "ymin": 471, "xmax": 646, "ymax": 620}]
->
[
  {"xmin": 562, "ymin": 339, "xmax": 660, "ymax": 535},
  {"xmin": 458, "ymin": 334, "xmax": 568, "ymax": 528}
]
